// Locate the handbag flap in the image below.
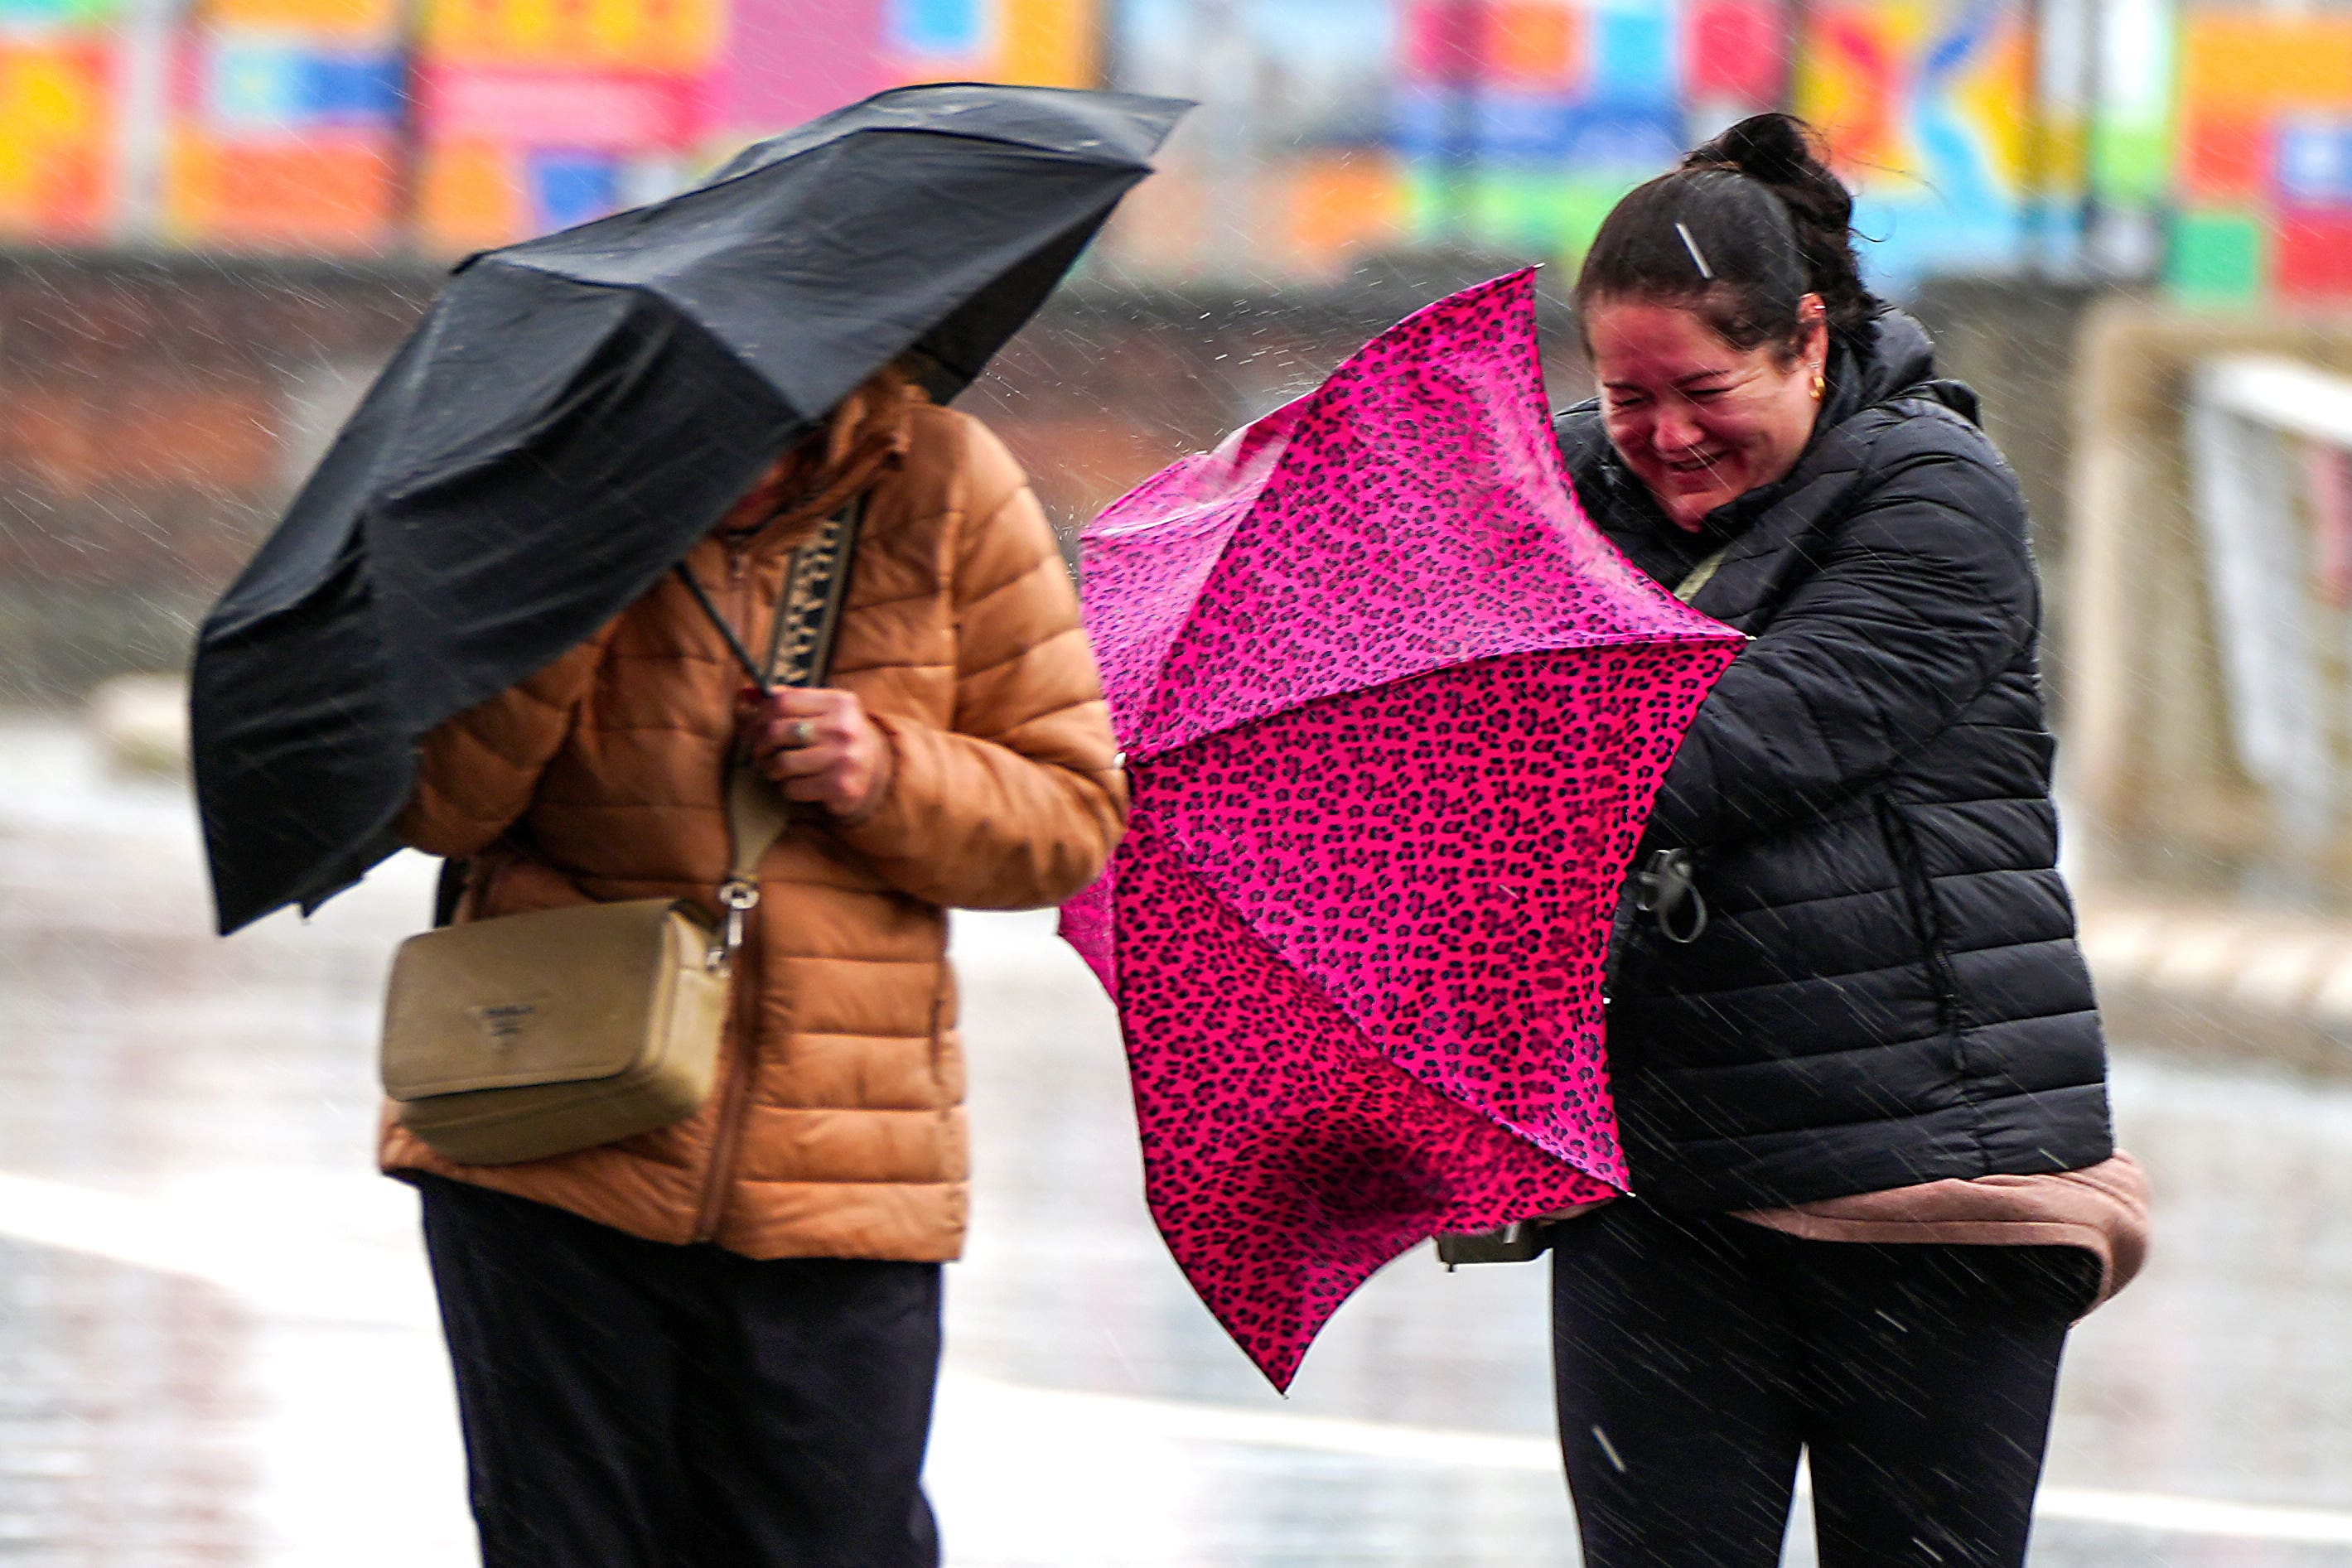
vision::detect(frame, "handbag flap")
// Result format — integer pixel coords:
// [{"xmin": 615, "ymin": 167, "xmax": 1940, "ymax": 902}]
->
[{"xmin": 382, "ymin": 898, "xmax": 712, "ymax": 1099}]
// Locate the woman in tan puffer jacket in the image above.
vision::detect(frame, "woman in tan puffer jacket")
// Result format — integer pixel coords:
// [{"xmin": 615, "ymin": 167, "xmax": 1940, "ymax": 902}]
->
[{"xmin": 388, "ymin": 366, "xmax": 1124, "ymax": 1568}]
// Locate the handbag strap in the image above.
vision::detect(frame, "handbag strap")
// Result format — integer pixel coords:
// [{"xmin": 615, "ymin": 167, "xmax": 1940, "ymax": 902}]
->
[
  {"xmin": 675, "ymin": 495, "xmax": 867, "ymax": 967},
  {"xmin": 1673, "ymin": 542, "xmax": 1732, "ymax": 604}
]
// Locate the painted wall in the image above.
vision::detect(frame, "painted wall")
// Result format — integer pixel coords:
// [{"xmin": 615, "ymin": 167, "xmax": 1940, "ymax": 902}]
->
[
  {"xmin": 1108, "ymin": 0, "xmax": 1783, "ymax": 280},
  {"xmin": 2169, "ymin": 12, "xmax": 2352, "ymax": 305},
  {"xmin": 1106, "ymin": 0, "xmax": 2187, "ymax": 297},
  {"xmin": 0, "ymin": 0, "xmax": 1099, "ymax": 257},
  {"xmin": 1108, "ymin": 0, "xmax": 2352, "ymax": 307},
  {"xmin": 413, "ymin": 0, "xmax": 1098, "ymax": 250},
  {"xmin": 1, "ymin": 0, "xmax": 2349, "ymax": 302}
]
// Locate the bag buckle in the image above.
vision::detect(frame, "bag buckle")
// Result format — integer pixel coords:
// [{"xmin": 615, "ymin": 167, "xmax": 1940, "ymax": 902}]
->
[
  {"xmin": 712, "ymin": 878, "xmax": 761, "ymax": 972},
  {"xmin": 1632, "ymin": 847, "xmax": 1708, "ymax": 945}
]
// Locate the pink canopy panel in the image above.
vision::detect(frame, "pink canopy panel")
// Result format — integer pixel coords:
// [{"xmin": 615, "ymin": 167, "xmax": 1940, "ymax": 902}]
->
[{"xmin": 1061, "ymin": 270, "xmax": 1743, "ymax": 1388}]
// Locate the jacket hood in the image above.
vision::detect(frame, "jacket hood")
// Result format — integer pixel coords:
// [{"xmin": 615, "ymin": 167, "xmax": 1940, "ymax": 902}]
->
[{"xmin": 1855, "ymin": 308, "xmax": 1979, "ymax": 426}]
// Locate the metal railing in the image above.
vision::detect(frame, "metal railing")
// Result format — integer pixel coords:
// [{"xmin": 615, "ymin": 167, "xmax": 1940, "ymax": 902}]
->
[
  {"xmin": 2067, "ymin": 304, "xmax": 2352, "ymax": 902},
  {"xmin": 2185, "ymin": 355, "xmax": 2352, "ymax": 844}
]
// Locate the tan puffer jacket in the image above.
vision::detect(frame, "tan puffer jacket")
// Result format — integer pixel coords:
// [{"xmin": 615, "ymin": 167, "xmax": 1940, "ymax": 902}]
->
[{"xmin": 381, "ymin": 375, "xmax": 1126, "ymax": 1262}]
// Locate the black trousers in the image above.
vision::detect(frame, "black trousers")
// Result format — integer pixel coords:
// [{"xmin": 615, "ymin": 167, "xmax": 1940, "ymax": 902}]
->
[
  {"xmin": 1550, "ymin": 1201, "xmax": 2088, "ymax": 1568},
  {"xmin": 415, "ymin": 1175, "xmax": 943, "ymax": 1568}
]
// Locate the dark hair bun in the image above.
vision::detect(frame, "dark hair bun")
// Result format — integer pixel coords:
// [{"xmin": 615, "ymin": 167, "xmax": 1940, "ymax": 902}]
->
[
  {"xmin": 1708, "ymin": 113, "xmax": 1816, "ymax": 186},
  {"xmin": 1683, "ymin": 113, "xmax": 1875, "ymax": 336},
  {"xmin": 1574, "ymin": 113, "xmax": 1880, "ymax": 355}
]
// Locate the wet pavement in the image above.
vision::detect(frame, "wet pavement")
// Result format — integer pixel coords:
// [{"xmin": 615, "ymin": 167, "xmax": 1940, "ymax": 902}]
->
[{"xmin": 4, "ymin": 710, "xmax": 2352, "ymax": 1566}]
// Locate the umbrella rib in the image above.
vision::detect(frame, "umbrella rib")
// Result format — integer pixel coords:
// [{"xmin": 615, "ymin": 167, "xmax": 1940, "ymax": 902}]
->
[
  {"xmin": 373, "ymin": 265, "xmax": 650, "ymax": 508},
  {"xmin": 365, "ymin": 288, "xmax": 464, "ymax": 503},
  {"xmin": 1152, "ymin": 810, "xmax": 1625, "ymax": 1174},
  {"xmin": 1124, "ymin": 514, "xmax": 1290, "ymax": 754},
  {"xmin": 1137, "ymin": 853, "xmax": 1616, "ymax": 1387},
  {"xmin": 1137, "ymin": 842, "xmax": 1384, "ymax": 1066},
  {"xmin": 708, "ymin": 128, "xmax": 1152, "ymax": 196},
  {"xmin": 1130, "ymin": 637, "xmax": 1722, "ymax": 763}
]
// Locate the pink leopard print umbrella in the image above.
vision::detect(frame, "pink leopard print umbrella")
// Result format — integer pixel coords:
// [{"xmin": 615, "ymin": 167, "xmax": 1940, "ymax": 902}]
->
[{"xmin": 1058, "ymin": 270, "xmax": 1742, "ymax": 1389}]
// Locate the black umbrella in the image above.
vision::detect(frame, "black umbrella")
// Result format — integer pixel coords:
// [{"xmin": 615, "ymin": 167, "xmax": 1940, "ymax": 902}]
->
[{"xmin": 193, "ymin": 82, "xmax": 1188, "ymax": 935}]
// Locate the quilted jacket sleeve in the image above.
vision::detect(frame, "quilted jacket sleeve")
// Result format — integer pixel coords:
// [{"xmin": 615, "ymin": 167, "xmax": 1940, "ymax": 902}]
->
[
  {"xmin": 835, "ymin": 422, "xmax": 1128, "ymax": 910},
  {"xmin": 1647, "ymin": 424, "xmax": 2039, "ymax": 848},
  {"xmin": 394, "ymin": 633, "xmax": 607, "ymax": 858}
]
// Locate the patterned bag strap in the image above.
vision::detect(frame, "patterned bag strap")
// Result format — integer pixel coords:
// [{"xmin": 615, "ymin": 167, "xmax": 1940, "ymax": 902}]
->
[
  {"xmin": 673, "ymin": 496, "xmax": 867, "ymax": 697},
  {"xmin": 761, "ymin": 499, "xmax": 863, "ymax": 690}
]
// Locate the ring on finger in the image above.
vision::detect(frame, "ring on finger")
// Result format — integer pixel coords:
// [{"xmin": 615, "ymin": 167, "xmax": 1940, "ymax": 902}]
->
[{"xmin": 783, "ymin": 718, "xmax": 818, "ymax": 748}]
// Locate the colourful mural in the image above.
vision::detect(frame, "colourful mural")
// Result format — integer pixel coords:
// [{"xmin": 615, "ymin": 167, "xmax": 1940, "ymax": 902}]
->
[
  {"xmin": 1109, "ymin": 0, "xmax": 1791, "ymax": 278},
  {"xmin": 2170, "ymin": 11, "xmax": 2352, "ymax": 304},
  {"xmin": 347, "ymin": 0, "xmax": 1101, "ymax": 253},
  {"xmin": 0, "ymin": 0, "xmax": 1099, "ymax": 256},
  {"xmin": 167, "ymin": 0, "xmax": 409, "ymax": 250},
  {"xmin": 1108, "ymin": 0, "xmax": 2346, "ymax": 302},
  {"xmin": 1795, "ymin": 0, "xmax": 2035, "ymax": 282},
  {"xmin": 408, "ymin": 0, "xmax": 724, "ymax": 252},
  {"xmin": 1391, "ymin": 0, "xmax": 1712, "ymax": 258},
  {"xmin": 0, "ymin": 0, "xmax": 119, "ymax": 242},
  {"xmin": 1109, "ymin": 0, "xmax": 2119, "ymax": 290},
  {"xmin": 0, "ymin": 35, "xmax": 115, "ymax": 240},
  {"xmin": 0, "ymin": 0, "xmax": 2350, "ymax": 302}
]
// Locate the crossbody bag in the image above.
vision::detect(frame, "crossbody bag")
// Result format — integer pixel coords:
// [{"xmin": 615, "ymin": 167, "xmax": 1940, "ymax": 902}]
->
[{"xmin": 379, "ymin": 501, "xmax": 864, "ymax": 1165}]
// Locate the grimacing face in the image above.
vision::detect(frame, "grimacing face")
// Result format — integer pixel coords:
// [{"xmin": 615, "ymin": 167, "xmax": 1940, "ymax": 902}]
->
[{"xmin": 1586, "ymin": 292, "xmax": 1829, "ymax": 532}]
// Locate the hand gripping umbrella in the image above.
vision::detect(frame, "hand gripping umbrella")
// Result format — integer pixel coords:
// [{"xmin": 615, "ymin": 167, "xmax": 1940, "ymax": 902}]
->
[
  {"xmin": 1058, "ymin": 271, "xmax": 1745, "ymax": 1388},
  {"xmin": 193, "ymin": 82, "xmax": 1187, "ymax": 935}
]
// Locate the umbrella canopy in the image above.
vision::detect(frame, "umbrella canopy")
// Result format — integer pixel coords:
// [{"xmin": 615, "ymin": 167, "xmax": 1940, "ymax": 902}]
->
[
  {"xmin": 1059, "ymin": 270, "xmax": 1746, "ymax": 1388},
  {"xmin": 195, "ymin": 82, "xmax": 1187, "ymax": 935}
]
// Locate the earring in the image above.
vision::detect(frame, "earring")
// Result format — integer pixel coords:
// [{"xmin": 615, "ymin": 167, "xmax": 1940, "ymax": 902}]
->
[{"xmin": 1810, "ymin": 368, "xmax": 1826, "ymax": 402}]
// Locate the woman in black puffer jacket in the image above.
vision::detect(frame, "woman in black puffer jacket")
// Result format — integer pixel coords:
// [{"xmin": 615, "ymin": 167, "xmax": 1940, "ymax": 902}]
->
[{"xmin": 1542, "ymin": 115, "xmax": 2147, "ymax": 1568}]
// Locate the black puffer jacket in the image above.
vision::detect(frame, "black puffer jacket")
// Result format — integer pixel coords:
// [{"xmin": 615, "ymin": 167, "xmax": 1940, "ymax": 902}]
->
[{"xmin": 1557, "ymin": 311, "xmax": 2113, "ymax": 1209}]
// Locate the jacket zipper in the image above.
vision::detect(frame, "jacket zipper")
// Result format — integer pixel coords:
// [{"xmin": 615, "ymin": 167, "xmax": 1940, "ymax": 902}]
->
[
  {"xmin": 691, "ymin": 921, "xmax": 761, "ymax": 1242},
  {"xmin": 1876, "ymin": 798, "xmax": 1963, "ymax": 1030},
  {"xmin": 1877, "ymin": 795, "xmax": 1996, "ymax": 1165},
  {"xmin": 689, "ymin": 543, "xmax": 761, "ymax": 1244}
]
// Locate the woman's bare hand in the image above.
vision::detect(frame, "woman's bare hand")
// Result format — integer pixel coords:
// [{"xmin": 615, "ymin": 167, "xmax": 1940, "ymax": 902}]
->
[{"xmin": 739, "ymin": 687, "xmax": 890, "ymax": 818}]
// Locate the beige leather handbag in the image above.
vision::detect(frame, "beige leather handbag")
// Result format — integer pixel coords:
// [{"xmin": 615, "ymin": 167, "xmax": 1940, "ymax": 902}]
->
[{"xmin": 379, "ymin": 502, "xmax": 860, "ymax": 1165}]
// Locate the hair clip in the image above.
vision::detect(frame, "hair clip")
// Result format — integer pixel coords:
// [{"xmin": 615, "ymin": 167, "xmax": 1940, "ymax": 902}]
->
[{"xmin": 1676, "ymin": 222, "xmax": 1715, "ymax": 281}]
